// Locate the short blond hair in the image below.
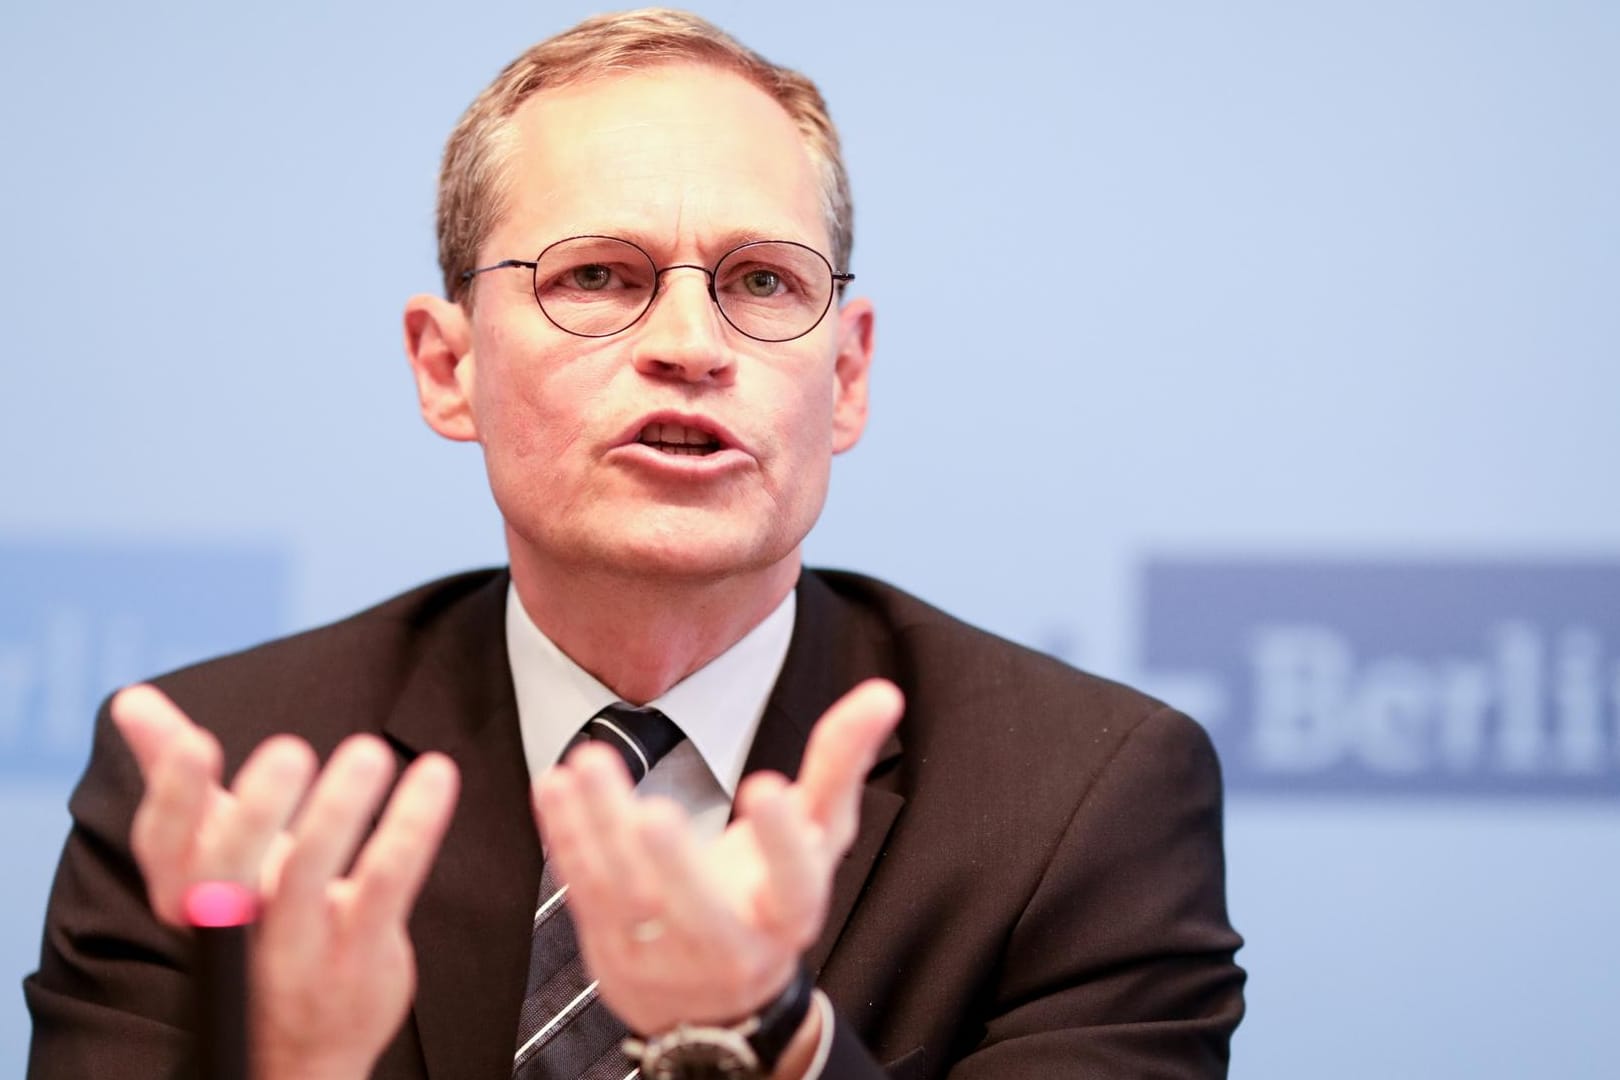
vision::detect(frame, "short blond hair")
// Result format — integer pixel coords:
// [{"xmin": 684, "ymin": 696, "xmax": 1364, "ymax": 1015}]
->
[{"xmin": 437, "ymin": 8, "xmax": 853, "ymax": 302}]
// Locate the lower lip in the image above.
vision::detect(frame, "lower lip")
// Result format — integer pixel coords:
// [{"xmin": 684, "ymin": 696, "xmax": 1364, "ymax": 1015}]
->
[{"xmin": 610, "ymin": 443, "xmax": 753, "ymax": 477}]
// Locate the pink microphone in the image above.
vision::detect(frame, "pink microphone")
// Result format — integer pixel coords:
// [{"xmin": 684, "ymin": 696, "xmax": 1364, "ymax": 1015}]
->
[{"xmin": 184, "ymin": 881, "xmax": 258, "ymax": 1080}]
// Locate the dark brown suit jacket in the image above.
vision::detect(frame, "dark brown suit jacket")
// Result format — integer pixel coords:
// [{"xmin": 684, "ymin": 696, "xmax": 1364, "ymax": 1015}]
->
[{"xmin": 26, "ymin": 568, "xmax": 1244, "ymax": 1078}]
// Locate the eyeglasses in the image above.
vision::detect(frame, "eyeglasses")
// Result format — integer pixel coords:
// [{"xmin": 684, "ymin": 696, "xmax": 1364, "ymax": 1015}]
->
[{"xmin": 460, "ymin": 235, "xmax": 854, "ymax": 343}]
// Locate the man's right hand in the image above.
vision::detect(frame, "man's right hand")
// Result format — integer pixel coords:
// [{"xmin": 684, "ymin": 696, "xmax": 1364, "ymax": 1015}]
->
[{"xmin": 112, "ymin": 684, "xmax": 460, "ymax": 1080}]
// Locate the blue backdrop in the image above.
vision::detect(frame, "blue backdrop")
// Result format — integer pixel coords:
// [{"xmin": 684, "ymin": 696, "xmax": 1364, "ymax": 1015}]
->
[{"xmin": 4, "ymin": 2, "xmax": 1617, "ymax": 1076}]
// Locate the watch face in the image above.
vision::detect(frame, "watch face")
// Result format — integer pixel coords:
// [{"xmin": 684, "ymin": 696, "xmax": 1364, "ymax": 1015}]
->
[
  {"xmin": 648, "ymin": 1042, "xmax": 757, "ymax": 1080},
  {"xmin": 642, "ymin": 1023, "xmax": 763, "ymax": 1080}
]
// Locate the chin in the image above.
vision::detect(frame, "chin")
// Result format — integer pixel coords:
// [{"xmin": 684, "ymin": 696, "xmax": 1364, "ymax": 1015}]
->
[
  {"xmin": 506, "ymin": 496, "xmax": 815, "ymax": 586},
  {"xmin": 604, "ymin": 530, "xmax": 789, "ymax": 584}
]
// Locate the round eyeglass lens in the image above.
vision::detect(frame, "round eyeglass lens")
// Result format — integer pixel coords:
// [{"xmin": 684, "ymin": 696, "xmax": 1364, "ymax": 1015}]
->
[
  {"xmin": 532, "ymin": 236, "xmax": 659, "ymax": 337},
  {"xmin": 713, "ymin": 241, "xmax": 835, "ymax": 342}
]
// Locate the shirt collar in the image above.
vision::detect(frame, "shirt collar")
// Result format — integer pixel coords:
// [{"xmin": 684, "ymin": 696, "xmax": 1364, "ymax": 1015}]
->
[{"xmin": 505, "ymin": 582, "xmax": 796, "ymax": 797}]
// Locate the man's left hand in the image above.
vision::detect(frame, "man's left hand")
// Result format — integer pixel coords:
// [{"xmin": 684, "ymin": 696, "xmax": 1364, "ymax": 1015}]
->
[{"xmin": 533, "ymin": 677, "xmax": 903, "ymax": 1044}]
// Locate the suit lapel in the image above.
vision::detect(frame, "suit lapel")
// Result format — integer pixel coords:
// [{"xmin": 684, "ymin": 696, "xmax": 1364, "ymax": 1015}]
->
[
  {"xmin": 381, "ymin": 572, "xmax": 542, "ymax": 1080},
  {"xmin": 747, "ymin": 571, "xmax": 906, "ymax": 977}
]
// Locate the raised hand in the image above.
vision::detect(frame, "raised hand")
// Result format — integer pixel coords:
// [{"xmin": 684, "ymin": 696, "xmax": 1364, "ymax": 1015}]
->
[
  {"xmin": 112, "ymin": 684, "xmax": 461, "ymax": 1080},
  {"xmin": 533, "ymin": 678, "xmax": 903, "ymax": 1044}
]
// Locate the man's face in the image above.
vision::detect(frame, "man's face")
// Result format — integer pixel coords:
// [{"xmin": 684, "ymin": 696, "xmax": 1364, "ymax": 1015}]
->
[{"xmin": 413, "ymin": 63, "xmax": 872, "ymax": 588}]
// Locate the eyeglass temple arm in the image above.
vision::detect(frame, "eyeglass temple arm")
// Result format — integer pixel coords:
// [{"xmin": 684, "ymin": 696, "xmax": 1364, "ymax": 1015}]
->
[{"xmin": 459, "ymin": 259, "xmax": 539, "ymax": 283}]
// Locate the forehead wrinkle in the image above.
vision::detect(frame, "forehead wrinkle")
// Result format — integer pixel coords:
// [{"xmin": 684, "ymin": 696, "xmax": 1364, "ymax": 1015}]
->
[
  {"xmin": 496, "ymin": 65, "xmax": 828, "ymax": 260},
  {"xmin": 669, "ymin": 192, "xmax": 687, "ymax": 259},
  {"xmin": 507, "ymin": 196, "xmax": 824, "ymax": 264}
]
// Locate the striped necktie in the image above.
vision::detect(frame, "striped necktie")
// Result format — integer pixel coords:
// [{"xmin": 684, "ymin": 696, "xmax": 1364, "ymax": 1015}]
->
[{"xmin": 513, "ymin": 704, "xmax": 685, "ymax": 1080}]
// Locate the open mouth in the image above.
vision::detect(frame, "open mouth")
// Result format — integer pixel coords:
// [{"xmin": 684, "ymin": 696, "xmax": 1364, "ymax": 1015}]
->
[{"xmin": 637, "ymin": 421, "xmax": 725, "ymax": 457}]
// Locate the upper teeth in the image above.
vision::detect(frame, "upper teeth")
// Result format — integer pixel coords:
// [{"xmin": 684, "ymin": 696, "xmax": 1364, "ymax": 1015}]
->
[{"xmin": 642, "ymin": 422, "xmax": 716, "ymax": 446}]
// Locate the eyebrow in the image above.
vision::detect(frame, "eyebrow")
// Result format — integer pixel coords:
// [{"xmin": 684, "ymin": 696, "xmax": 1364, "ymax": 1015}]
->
[{"xmin": 563, "ymin": 226, "xmax": 823, "ymax": 259}]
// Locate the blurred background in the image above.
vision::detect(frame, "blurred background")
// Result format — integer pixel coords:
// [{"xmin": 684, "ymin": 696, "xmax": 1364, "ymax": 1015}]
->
[{"xmin": 3, "ymin": 1, "xmax": 1616, "ymax": 1075}]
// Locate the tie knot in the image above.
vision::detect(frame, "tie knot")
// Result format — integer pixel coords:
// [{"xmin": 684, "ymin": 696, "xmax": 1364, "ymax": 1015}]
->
[{"xmin": 572, "ymin": 704, "xmax": 684, "ymax": 784}]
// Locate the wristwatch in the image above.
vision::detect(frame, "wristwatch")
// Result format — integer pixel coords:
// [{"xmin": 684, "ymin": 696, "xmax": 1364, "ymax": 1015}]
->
[{"xmin": 622, "ymin": 964, "xmax": 815, "ymax": 1079}]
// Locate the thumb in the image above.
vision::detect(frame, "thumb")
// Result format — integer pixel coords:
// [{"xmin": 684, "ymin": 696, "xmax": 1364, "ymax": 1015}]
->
[
  {"xmin": 797, "ymin": 678, "xmax": 904, "ymax": 832},
  {"xmin": 111, "ymin": 684, "xmax": 197, "ymax": 779}
]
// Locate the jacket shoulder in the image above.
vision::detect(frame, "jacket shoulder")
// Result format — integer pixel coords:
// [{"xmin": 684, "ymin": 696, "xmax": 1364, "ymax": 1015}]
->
[
  {"xmin": 146, "ymin": 568, "xmax": 509, "ymax": 757},
  {"xmin": 807, "ymin": 568, "xmax": 1175, "ymax": 723}
]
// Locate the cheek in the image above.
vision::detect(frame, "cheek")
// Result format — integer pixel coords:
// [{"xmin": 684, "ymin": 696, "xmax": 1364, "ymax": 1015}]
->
[
  {"xmin": 485, "ymin": 382, "xmax": 589, "ymax": 468},
  {"xmin": 763, "ymin": 365, "xmax": 840, "ymax": 465},
  {"xmin": 470, "ymin": 327, "xmax": 598, "ymax": 460}
]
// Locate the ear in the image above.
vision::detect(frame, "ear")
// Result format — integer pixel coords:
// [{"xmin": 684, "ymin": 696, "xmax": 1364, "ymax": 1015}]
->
[
  {"xmin": 404, "ymin": 294, "xmax": 479, "ymax": 442},
  {"xmin": 830, "ymin": 297, "xmax": 875, "ymax": 454}
]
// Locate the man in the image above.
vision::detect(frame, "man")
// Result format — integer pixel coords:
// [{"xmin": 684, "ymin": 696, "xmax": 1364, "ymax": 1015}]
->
[{"xmin": 26, "ymin": 9, "xmax": 1243, "ymax": 1079}]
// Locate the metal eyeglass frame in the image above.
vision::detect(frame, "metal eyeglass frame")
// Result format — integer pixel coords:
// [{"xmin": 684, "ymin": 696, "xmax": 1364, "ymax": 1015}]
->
[{"xmin": 458, "ymin": 235, "xmax": 855, "ymax": 343}]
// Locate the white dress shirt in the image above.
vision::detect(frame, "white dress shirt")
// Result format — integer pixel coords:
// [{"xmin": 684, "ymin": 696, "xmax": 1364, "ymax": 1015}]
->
[{"xmin": 506, "ymin": 582, "xmax": 795, "ymax": 841}]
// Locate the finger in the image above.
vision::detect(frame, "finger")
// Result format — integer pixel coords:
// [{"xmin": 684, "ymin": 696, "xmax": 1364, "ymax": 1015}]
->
[
  {"xmin": 349, "ymin": 753, "xmax": 460, "ymax": 929},
  {"xmin": 272, "ymin": 736, "xmax": 397, "ymax": 930},
  {"xmin": 534, "ymin": 764, "xmax": 613, "ymax": 930},
  {"xmin": 797, "ymin": 679, "xmax": 903, "ymax": 838},
  {"xmin": 130, "ymin": 728, "xmax": 221, "ymax": 920},
  {"xmin": 205, "ymin": 736, "xmax": 317, "ymax": 883},
  {"xmin": 114, "ymin": 689, "xmax": 236, "ymax": 900},
  {"xmin": 129, "ymin": 724, "xmax": 225, "ymax": 923},
  {"xmin": 112, "ymin": 684, "xmax": 200, "ymax": 780},
  {"xmin": 736, "ymin": 773, "xmax": 823, "ymax": 946},
  {"xmin": 572, "ymin": 745, "xmax": 660, "ymax": 924},
  {"xmin": 260, "ymin": 832, "xmax": 296, "ymax": 897}
]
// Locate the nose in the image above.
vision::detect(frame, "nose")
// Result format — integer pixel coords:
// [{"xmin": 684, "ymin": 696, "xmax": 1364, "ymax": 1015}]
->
[{"xmin": 629, "ymin": 266, "xmax": 736, "ymax": 385}]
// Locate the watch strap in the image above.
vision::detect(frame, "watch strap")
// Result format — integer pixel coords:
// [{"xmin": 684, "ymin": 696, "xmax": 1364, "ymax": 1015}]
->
[{"xmin": 746, "ymin": 963, "xmax": 815, "ymax": 1072}]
